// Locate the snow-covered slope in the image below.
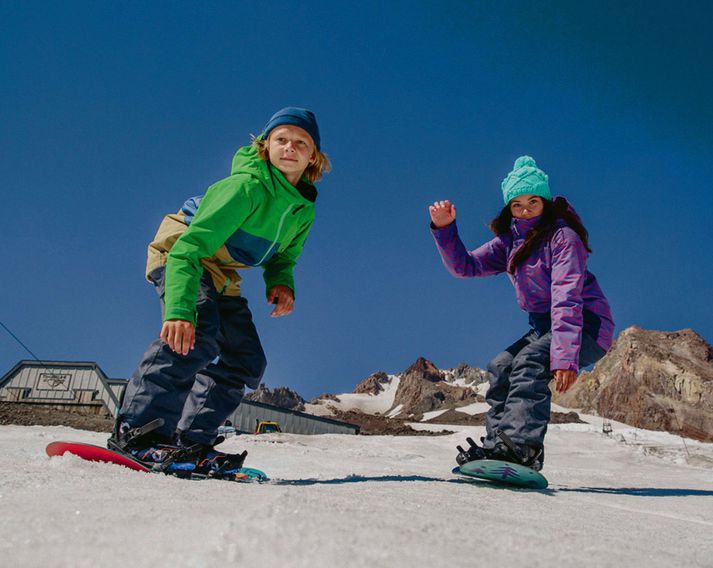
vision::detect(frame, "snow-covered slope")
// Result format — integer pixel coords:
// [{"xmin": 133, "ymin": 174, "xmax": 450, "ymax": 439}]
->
[
  {"xmin": 304, "ymin": 374, "xmax": 401, "ymax": 416},
  {"xmin": 2, "ymin": 422, "xmax": 712, "ymax": 567}
]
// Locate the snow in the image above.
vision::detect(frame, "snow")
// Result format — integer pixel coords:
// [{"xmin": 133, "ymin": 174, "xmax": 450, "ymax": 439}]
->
[
  {"xmin": 303, "ymin": 375, "xmax": 400, "ymax": 416},
  {"xmin": 421, "ymin": 409, "xmax": 448, "ymax": 421},
  {"xmin": 2, "ymin": 422, "xmax": 713, "ymax": 567},
  {"xmin": 452, "ymin": 401, "xmax": 491, "ymax": 415}
]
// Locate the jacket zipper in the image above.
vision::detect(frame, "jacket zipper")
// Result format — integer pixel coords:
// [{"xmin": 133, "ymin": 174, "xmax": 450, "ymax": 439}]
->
[{"xmin": 255, "ymin": 204, "xmax": 295, "ymax": 265}]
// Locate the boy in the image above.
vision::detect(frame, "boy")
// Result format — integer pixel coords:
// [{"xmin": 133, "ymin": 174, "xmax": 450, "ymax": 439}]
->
[{"xmin": 110, "ymin": 107, "xmax": 329, "ymax": 475}]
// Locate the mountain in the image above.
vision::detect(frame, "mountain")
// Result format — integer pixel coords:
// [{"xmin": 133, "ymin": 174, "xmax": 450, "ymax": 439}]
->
[
  {"xmin": 388, "ymin": 357, "xmax": 482, "ymax": 418},
  {"xmin": 553, "ymin": 326, "xmax": 713, "ymax": 442},
  {"xmin": 245, "ymin": 384, "xmax": 306, "ymax": 411},
  {"xmin": 256, "ymin": 326, "xmax": 713, "ymax": 442}
]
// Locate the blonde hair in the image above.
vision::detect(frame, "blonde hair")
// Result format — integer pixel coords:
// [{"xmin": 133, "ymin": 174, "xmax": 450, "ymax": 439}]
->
[{"xmin": 252, "ymin": 136, "xmax": 331, "ymax": 184}]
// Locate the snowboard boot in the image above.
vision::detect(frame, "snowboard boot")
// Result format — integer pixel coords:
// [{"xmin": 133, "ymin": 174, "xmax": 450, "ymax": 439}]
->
[
  {"xmin": 456, "ymin": 436, "xmax": 490, "ymax": 466},
  {"xmin": 491, "ymin": 429, "xmax": 544, "ymax": 471},
  {"xmin": 108, "ymin": 419, "xmax": 199, "ymax": 474},
  {"xmin": 108, "ymin": 417, "xmax": 171, "ymax": 452}
]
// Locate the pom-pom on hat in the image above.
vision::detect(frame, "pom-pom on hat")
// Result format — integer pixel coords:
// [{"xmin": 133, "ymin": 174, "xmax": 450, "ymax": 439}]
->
[
  {"xmin": 501, "ymin": 156, "xmax": 551, "ymax": 204},
  {"xmin": 262, "ymin": 107, "xmax": 321, "ymax": 150}
]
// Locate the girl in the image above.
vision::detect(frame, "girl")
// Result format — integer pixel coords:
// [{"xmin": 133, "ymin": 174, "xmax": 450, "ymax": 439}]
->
[
  {"xmin": 429, "ymin": 156, "xmax": 613, "ymax": 471},
  {"xmin": 110, "ymin": 107, "xmax": 330, "ymax": 476}
]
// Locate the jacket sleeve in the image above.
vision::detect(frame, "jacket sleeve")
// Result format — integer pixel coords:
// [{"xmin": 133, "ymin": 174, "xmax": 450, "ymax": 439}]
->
[
  {"xmin": 164, "ymin": 175, "xmax": 258, "ymax": 323},
  {"xmin": 430, "ymin": 221, "xmax": 508, "ymax": 277},
  {"xmin": 549, "ymin": 227, "xmax": 588, "ymax": 371},
  {"xmin": 262, "ymin": 215, "xmax": 314, "ymax": 297}
]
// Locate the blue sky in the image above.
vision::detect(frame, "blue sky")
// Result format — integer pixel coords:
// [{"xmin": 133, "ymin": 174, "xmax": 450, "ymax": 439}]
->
[{"xmin": 2, "ymin": 1, "xmax": 712, "ymax": 399}]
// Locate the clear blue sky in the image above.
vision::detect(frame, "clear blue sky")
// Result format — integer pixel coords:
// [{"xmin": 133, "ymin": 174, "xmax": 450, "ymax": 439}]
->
[{"xmin": 2, "ymin": 1, "xmax": 712, "ymax": 399}]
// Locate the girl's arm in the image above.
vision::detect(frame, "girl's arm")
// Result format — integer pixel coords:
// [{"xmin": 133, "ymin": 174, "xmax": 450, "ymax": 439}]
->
[
  {"xmin": 431, "ymin": 222, "xmax": 508, "ymax": 278},
  {"xmin": 549, "ymin": 227, "xmax": 588, "ymax": 371}
]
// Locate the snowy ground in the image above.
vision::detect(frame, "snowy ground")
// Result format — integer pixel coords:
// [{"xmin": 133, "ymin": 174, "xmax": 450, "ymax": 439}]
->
[{"xmin": 2, "ymin": 422, "xmax": 713, "ymax": 568}]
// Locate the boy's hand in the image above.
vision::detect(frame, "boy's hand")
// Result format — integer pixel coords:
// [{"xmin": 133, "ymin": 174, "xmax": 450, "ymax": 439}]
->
[
  {"xmin": 553, "ymin": 369, "xmax": 577, "ymax": 393},
  {"xmin": 160, "ymin": 319, "xmax": 195, "ymax": 356},
  {"xmin": 429, "ymin": 200, "xmax": 457, "ymax": 228},
  {"xmin": 267, "ymin": 285, "xmax": 294, "ymax": 317}
]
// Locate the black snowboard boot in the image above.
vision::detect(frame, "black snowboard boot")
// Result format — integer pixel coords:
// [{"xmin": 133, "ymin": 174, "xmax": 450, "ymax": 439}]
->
[
  {"xmin": 490, "ymin": 432, "xmax": 544, "ymax": 472},
  {"xmin": 108, "ymin": 417, "xmax": 172, "ymax": 453}
]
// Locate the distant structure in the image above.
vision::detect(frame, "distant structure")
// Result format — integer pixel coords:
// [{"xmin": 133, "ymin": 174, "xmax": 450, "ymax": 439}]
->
[
  {"xmin": 0, "ymin": 360, "xmax": 123, "ymax": 417},
  {"xmin": 0, "ymin": 360, "xmax": 359, "ymax": 435}
]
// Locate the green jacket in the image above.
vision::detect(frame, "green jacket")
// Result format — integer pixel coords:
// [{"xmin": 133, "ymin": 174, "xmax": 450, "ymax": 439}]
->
[{"xmin": 147, "ymin": 144, "xmax": 317, "ymax": 324}]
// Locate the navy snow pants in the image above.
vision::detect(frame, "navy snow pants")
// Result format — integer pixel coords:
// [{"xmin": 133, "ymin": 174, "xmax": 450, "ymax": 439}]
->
[
  {"xmin": 483, "ymin": 317, "xmax": 606, "ymax": 451},
  {"xmin": 120, "ymin": 267, "xmax": 267, "ymax": 445}
]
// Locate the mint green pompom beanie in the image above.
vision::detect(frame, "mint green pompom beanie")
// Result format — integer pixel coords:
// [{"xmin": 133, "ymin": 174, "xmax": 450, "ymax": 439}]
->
[{"xmin": 501, "ymin": 156, "xmax": 552, "ymax": 204}]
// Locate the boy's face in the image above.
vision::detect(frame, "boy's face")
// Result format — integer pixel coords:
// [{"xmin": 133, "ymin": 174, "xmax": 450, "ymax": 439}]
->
[{"xmin": 267, "ymin": 125, "xmax": 315, "ymax": 182}]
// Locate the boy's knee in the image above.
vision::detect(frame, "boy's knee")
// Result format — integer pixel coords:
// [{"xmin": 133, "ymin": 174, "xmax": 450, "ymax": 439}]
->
[
  {"xmin": 254, "ymin": 352, "xmax": 268, "ymax": 379},
  {"xmin": 243, "ymin": 351, "xmax": 267, "ymax": 390}
]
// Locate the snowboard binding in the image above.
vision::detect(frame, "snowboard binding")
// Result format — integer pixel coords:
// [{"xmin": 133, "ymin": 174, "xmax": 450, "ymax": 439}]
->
[
  {"xmin": 490, "ymin": 429, "xmax": 544, "ymax": 472},
  {"xmin": 456, "ymin": 436, "xmax": 489, "ymax": 466},
  {"xmin": 108, "ymin": 417, "xmax": 168, "ymax": 453},
  {"xmin": 455, "ymin": 430, "xmax": 544, "ymax": 471}
]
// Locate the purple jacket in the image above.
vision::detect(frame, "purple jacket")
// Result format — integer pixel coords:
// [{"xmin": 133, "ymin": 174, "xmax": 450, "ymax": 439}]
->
[{"xmin": 431, "ymin": 214, "xmax": 614, "ymax": 371}]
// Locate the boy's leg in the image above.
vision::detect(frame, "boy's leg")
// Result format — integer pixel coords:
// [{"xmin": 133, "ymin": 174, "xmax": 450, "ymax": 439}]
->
[
  {"xmin": 177, "ymin": 295, "xmax": 267, "ymax": 445},
  {"xmin": 118, "ymin": 268, "xmax": 221, "ymax": 441},
  {"xmin": 482, "ymin": 331, "xmax": 537, "ymax": 449}
]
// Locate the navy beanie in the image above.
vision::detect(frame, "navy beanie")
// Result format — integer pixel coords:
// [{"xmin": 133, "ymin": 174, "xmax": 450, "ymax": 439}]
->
[{"xmin": 262, "ymin": 107, "xmax": 321, "ymax": 150}]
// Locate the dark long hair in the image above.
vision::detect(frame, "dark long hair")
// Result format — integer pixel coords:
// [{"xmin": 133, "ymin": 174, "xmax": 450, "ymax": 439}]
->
[{"xmin": 489, "ymin": 196, "xmax": 592, "ymax": 274}]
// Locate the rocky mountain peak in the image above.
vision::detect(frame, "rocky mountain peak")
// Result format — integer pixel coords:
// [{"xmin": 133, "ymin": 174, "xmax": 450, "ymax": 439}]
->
[
  {"xmin": 554, "ymin": 326, "xmax": 713, "ymax": 442},
  {"xmin": 245, "ymin": 384, "xmax": 306, "ymax": 411},
  {"xmin": 354, "ymin": 371, "xmax": 390, "ymax": 395},
  {"xmin": 390, "ymin": 357, "xmax": 481, "ymax": 418},
  {"xmin": 402, "ymin": 357, "xmax": 443, "ymax": 383}
]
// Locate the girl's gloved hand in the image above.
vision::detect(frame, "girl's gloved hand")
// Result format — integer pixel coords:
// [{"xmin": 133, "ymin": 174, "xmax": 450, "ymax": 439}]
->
[{"xmin": 429, "ymin": 200, "xmax": 457, "ymax": 228}]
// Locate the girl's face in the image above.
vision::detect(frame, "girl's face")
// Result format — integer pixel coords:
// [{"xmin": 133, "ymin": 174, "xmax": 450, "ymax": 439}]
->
[
  {"xmin": 267, "ymin": 125, "xmax": 315, "ymax": 184},
  {"xmin": 509, "ymin": 194, "xmax": 544, "ymax": 219}
]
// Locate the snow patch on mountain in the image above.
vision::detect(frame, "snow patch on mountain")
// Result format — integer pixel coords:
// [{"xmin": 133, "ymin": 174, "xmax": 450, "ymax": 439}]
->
[{"xmin": 305, "ymin": 375, "xmax": 401, "ymax": 416}]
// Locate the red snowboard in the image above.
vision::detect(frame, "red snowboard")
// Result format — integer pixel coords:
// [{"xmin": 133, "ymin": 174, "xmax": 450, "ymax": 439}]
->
[
  {"xmin": 46, "ymin": 441, "xmax": 150, "ymax": 472},
  {"xmin": 46, "ymin": 441, "xmax": 268, "ymax": 482}
]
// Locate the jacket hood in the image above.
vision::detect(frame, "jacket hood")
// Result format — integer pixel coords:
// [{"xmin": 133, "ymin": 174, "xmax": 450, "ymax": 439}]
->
[
  {"xmin": 230, "ymin": 143, "xmax": 316, "ymax": 203},
  {"xmin": 231, "ymin": 144, "xmax": 272, "ymax": 181}
]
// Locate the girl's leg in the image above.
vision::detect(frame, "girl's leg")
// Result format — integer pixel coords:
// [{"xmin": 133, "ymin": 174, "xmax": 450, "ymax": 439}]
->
[
  {"xmin": 497, "ymin": 330, "xmax": 607, "ymax": 450},
  {"xmin": 119, "ymin": 268, "xmax": 221, "ymax": 441},
  {"xmin": 177, "ymin": 295, "xmax": 267, "ymax": 445},
  {"xmin": 483, "ymin": 330, "xmax": 537, "ymax": 449},
  {"xmin": 496, "ymin": 332, "xmax": 553, "ymax": 449}
]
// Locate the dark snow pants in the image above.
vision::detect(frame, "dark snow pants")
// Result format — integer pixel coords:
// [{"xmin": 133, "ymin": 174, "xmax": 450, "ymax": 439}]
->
[
  {"xmin": 483, "ymin": 313, "xmax": 606, "ymax": 451},
  {"xmin": 120, "ymin": 267, "xmax": 266, "ymax": 445}
]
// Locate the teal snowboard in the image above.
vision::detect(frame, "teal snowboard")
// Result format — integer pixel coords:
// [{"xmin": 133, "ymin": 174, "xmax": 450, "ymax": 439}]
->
[{"xmin": 453, "ymin": 459, "xmax": 548, "ymax": 489}]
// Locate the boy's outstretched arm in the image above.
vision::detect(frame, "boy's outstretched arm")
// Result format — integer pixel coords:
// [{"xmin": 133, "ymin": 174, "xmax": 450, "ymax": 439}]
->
[{"xmin": 262, "ymin": 216, "xmax": 314, "ymax": 317}]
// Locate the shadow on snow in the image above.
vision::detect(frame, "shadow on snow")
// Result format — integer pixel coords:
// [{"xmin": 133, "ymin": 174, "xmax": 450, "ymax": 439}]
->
[
  {"xmin": 270, "ymin": 476, "xmax": 713, "ymax": 497},
  {"xmin": 555, "ymin": 486, "xmax": 713, "ymax": 497}
]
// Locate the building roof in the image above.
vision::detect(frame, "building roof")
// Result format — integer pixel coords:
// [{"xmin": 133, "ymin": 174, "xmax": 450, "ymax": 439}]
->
[{"xmin": 1, "ymin": 360, "xmax": 121, "ymax": 409}]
